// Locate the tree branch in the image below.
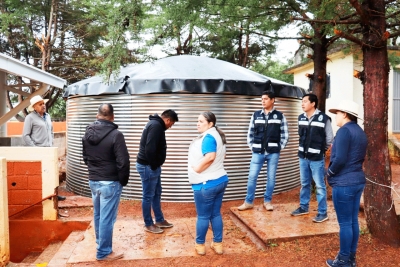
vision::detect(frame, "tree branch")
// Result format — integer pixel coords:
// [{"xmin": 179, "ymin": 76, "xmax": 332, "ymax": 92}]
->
[
  {"xmin": 389, "ymin": 30, "xmax": 400, "ymax": 39},
  {"xmin": 326, "ymin": 35, "xmax": 341, "ymax": 47},
  {"xmin": 386, "ymin": 9, "xmax": 400, "ymax": 19},
  {"xmin": 231, "ymin": 25, "xmax": 305, "ymax": 41},
  {"xmin": 334, "ymin": 29, "xmax": 364, "ymax": 47},
  {"xmin": 349, "ymin": 0, "xmax": 368, "ymax": 24},
  {"xmin": 387, "ymin": 22, "xmax": 400, "ymax": 28},
  {"xmin": 291, "ymin": 16, "xmax": 360, "ymax": 25},
  {"xmin": 285, "ymin": 0, "xmax": 309, "ymax": 20}
]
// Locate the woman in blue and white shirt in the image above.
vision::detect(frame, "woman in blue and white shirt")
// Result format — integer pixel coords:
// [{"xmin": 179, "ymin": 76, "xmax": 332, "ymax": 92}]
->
[{"xmin": 188, "ymin": 111, "xmax": 229, "ymax": 256}]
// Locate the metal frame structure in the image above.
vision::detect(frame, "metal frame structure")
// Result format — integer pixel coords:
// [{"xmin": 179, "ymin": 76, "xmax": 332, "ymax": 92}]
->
[{"xmin": 0, "ymin": 53, "xmax": 66, "ymax": 136}]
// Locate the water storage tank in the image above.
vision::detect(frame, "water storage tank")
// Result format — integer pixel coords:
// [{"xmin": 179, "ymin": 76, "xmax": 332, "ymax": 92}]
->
[{"xmin": 64, "ymin": 55, "xmax": 305, "ymax": 202}]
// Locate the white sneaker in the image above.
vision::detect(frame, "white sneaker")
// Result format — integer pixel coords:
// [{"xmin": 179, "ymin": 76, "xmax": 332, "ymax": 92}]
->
[
  {"xmin": 237, "ymin": 202, "xmax": 254, "ymax": 211},
  {"xmin": 263, "ymin": 202, "xmax": 274, "ymax": 211}
]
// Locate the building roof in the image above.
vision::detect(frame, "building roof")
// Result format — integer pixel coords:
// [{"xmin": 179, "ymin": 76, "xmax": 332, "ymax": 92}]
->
[{"xmin": 0, "ymin": 53, "xmax": 66, "ymax": 89}]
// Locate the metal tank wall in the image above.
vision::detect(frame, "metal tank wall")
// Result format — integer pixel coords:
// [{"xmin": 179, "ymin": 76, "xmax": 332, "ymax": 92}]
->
[{"xmin": 66, "ymin": 93, "xmax": 302, "ymax": 202}]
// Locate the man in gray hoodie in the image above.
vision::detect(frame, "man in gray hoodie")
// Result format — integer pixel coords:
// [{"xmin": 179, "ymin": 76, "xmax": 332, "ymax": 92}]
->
[{"xmin": 82, "ymin": 103, "xmax": 130, "ymax": 261}]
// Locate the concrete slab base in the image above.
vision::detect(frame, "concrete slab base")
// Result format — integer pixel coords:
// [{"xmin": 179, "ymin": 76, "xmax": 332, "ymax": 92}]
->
[
  {"xmin": 230, "ymin": 201, "xmax": 366, "ymax": 244},
  {"xmin": 67, "ymin": 217, "xmax": 256, "ymax": 263}
]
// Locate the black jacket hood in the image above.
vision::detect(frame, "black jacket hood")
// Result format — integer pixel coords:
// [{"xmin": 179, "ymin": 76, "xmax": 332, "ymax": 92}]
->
[
  {"xmin": 149, "ymin": 114, "xmax": 166, "ymax": 131},
  {"xmin": 84, "ymin": 119, "xmax": 118, "ymax": 145}
]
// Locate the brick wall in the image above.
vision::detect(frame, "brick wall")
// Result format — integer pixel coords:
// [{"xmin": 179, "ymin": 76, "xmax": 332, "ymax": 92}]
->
[
  {"xmin": 7, "ymin": 161, "xmax": 42, "ymax": 218},
  {"xmin": 6, "ymin": 121, "xmax": 66, "ymax": 136}
]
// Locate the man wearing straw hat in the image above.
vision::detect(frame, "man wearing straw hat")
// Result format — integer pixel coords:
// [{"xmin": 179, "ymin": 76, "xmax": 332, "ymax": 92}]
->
[
  {"xmin": 23, "ymin": 95, "xmax": 53, "ymax": 147},
  {"xmin": 22, "ymin": 95, "xmax": 66, "ymax": 201}
]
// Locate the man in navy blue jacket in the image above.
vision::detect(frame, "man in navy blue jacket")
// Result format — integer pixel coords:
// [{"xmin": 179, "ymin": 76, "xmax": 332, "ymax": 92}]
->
[
  {"xmin": 136, "ymin": 109, "xmax": 179, "ymax": 234},
  {"xmin": 82, "ymin": 103, "xmax": 130, "ymax": 261},
  {"xmin": 291, "ymin": 93, "xmax": 333, "ymax": 223}
]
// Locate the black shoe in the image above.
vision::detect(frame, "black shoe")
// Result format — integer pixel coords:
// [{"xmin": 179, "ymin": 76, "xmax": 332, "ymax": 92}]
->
[
  {"xmin": 326, "ymin": 255, "xmax": 351, "ymax": 267},
  {"xmin": 57, "ymin": 195, "xmax": 66, "ymax": 201},
  {"xmin": 291, "ymin": 207, "xmax": 309, "ymax": 216}
]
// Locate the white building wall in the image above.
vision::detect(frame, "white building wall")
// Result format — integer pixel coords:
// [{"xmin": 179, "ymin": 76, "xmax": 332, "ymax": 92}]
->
[
  {"xmin": 325, "ymin": 54, "xmax": 360, "ymax": 132},
  {"xmin": 289, "ymin": 51, "xmax": 400, "ymax": 134},
  {"xmin": 388, "ymin": 68, "xmax": 394, "ymax": 134},
  {"xmin": 293, "ymin": 64, "xmax": 313, "ymax": 91}
]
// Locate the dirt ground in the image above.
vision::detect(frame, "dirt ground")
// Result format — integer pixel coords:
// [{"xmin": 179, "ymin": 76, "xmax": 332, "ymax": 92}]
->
[{"xmin": 60, "ymin": 164, "xmax": 400, "ymax": 267}]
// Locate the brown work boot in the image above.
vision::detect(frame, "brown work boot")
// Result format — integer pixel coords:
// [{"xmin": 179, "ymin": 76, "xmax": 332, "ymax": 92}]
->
[
  {"xmin": 195, "ymin": 243, "xmax": 206, "ymax": 255},
  {"xmin": 144, "ymin": 224, "xmax": 164, "ymax": 234},
  {"xmin": 96, "ymin": 251, "xmax": 124, "ymax": 261},
  {"xmin": 237, "ymin": 202, "xmax": 254, "ymax": 211},
  {"xmin": 211, "ymin": 241, "xmax": 223, "ymax": 255},
  {"xmin": 155, "ymin": 220, "xmax": 173, "ymax": 228}
]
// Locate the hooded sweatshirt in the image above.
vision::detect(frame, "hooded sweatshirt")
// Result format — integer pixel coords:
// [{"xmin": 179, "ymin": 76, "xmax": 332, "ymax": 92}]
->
[
  {"xmin": 82, "ymin": 119, "xmax": 130, "ymax": 186},
  {"xmin": 136, "ymin": 114, "xmax": 167, "ymax": 170}
]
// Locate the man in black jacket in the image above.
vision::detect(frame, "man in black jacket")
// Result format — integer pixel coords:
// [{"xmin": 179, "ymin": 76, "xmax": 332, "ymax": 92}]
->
[
  {"xmin": 136, "ymin": 109, "xmax": 179, "ymax": 234},
  {"xmin": 82, "ymin": 103, "xmax": 130, "ymax": 261}
]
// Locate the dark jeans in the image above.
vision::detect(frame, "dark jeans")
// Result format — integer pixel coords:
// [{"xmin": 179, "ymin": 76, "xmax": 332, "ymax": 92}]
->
[
  {"xmin": 136, "ymin": 162, "xmax": 165, "ymax": 226},
  {"xmin": 332, "ymin": 184, "xmax": 365, "ymax": 257}
]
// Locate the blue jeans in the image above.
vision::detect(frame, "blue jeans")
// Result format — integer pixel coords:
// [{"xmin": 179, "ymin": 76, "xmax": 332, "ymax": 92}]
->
[
  {"xmin": 299, "ymin": 157, "xmax": 327, "ymax": 215},
  {"xmin": 193, "ymin": 181, "xmax": 228, "ymax": 244},
  {"xmin": 89, "ymin": 180, "xmax": 123, "ymax": 260},
  {"xmin": 332, "ymin": 184, "xmax": 365, "ymax": 257},
  {"xmin": 136, "ymin": 163, "xmax": 165, "ymax": 226},
  {"xmin": 245, "ymin": 152, "xmax": 280, "ymax": 204}
]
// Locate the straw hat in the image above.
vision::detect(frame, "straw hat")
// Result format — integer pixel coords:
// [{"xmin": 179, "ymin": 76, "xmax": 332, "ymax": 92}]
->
[
  {"xmin": 329, "ymin": 99, "xmax": 363, "ymax": 120},
  {"xmin": 28, "ymin": 95, "xmax": 49, "ymax": 112}
]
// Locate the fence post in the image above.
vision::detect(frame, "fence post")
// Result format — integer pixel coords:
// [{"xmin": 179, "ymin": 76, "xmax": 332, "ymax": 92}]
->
[{"xmin": 0, "ymin": 157, "xmax": 10, "ymax": 266}]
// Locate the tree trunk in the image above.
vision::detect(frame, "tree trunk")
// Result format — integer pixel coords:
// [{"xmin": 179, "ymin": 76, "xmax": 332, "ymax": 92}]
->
[
  {"xmin": 362, "ymin": 0, "xmax": 400, "ymax": 246},
  {"xmin": 311, "ymin": 30, "xmax": 328, "ymax": 113}
]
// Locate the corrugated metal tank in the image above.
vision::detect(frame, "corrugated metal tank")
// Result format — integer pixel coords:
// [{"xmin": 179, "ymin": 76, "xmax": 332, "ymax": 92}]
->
[{"xmin": 66, "ymin": 93, "xmax": 302, "ymax": 201}]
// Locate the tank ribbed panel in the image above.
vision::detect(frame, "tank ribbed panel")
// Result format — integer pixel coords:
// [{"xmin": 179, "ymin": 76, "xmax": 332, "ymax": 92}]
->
[{"xmin": 66, "ymin": 94, "xmax": 302, "ymax": 202}]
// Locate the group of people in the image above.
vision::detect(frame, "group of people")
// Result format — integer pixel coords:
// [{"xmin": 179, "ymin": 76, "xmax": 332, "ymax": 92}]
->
[
  {"xmin": 237, "ymin": 91, "xmax": 367, "ymax": 267},
  {"xmin": 23, "ymin": 91, "xmax": 367, "ymax": 267}
]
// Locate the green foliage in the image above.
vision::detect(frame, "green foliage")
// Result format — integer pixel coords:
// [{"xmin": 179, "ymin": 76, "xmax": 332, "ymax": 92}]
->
[
  {"xmin": 47, "ymin": 98, "xmax": 66, "ymax": 121},
  {"xmin": 81, "ymin": 0, "xmax": 144, "ymax": 80},
  {"xmin": 251, "ymin": 58, "xmax": 294, "ymax": 84},
  {"xmin": 388, "ymin": 51, "xmax": 400, "ymax": 70},
  {"xmin": 268, "ymin": 240, "xmax": 278, "ymax": 247},
  {"xmin": 359, "ymin": 226, "xmax": 370, "ymax": 236},
  {"xmin": 142, "ymin": 0, "xmax": 284, "ymax": 67}
]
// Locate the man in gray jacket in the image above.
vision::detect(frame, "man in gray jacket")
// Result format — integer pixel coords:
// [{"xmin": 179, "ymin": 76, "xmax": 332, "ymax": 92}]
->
[
  {"xmin": 23, "ymin": 95, "xmax": 53, "ymax": 147},
  {"xmin": 22, "ymin": 95, "xmax": 66, "ymax": 201}
]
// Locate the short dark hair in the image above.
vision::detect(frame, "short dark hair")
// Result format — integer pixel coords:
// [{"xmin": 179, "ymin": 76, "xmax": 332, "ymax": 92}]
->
[
  {"xmin": 161, "ymin": 109, "xmax": 179, "ymax": 122},
  {"xmin": 347, "ymin": 113, "xmax": 358, "ymax": 122},
  {"xmin": 262, "ymin": 90, "xmax": 275, "ymax": 99},
  {"xmin": 98, "ymin": 103, "xmax": 114, "ymax": 118},
  {"xmin": 303, "ymin": 93, "xmax": 318, "ymax": 108}
]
